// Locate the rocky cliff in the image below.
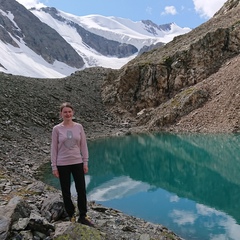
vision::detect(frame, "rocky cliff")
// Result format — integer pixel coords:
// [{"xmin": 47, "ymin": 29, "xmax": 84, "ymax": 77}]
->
[{"xmin": 102, "ymin": 0, "xmax": 240, "ymax": 133}]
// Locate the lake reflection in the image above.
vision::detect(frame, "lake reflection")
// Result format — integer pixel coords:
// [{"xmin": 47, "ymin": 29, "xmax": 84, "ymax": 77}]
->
[{"xmin": 41, "ymin": 133, "xmax": 240, "ymax": 240}]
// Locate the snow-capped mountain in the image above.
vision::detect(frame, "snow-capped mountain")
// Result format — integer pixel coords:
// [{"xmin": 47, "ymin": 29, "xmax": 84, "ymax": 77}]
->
[{"xmin": 0, "ymin": 0, "xmax": 191, "ymax": 78}]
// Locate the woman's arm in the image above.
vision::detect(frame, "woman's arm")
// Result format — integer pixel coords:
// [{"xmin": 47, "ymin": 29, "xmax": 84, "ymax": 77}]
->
[
  {"xmin": 80, "ymin": 125, "xmax": 89, "ymax": 172},
  {"xmin": 51, "ymin": 126, "xmax": 59, "ymax": 172}
]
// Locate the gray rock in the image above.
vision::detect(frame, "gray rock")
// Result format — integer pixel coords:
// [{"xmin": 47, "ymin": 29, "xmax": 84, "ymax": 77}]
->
[
  {"xmin": 0, "ymin": 196, "xmax": 31, "ymax": 240},
  {"xmin": 28, "ymin": 212, "xmax": 54, "ymax": 230},
  {"xmin": 11, "ymin": 218, "xmax": 29, "ymax": 231},
  {"xmin": 0, "ymin": 215, "xmax": 9, "ymax": 240},
  {"xmin": 18, "ymin": 230, "xmax": 33, "ymax": 240},
  {"xmin": 4, "ymin": 196, "xmax": 31, "ymax": 222},
  {"xmin": 41, "ymin": 194, "xmax": 67, "ymax": 222},
  {"xmin": 139, "ymin": 234, "xmax": 151, "ymax": 240}
]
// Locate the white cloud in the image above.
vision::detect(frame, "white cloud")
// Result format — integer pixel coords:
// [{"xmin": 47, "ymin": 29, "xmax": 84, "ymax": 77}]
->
[
  {"xmin": 170, "ymin": 209, "xmax": 197, "ymax": 225},
  {"xmin": 196, "ymin": 204, "xmax": 222, "ymax": 216},
  {"xmin": 193, "ymin": 0, "xmax": 228, "ymax": 18},
  {"xmin": 146, "ymin": 6, "xmax": 153, "ymax": 15},
  {"xmin": 169, "ymin": 195, "xmax": 180, "ymax": 202},
  {"xmin": 16, "ymin": 0, "xmax": 45, "ymax": 9},
  {"xmin": 161, "ymin": 6, "xmax": 177, "ymax": 16}
]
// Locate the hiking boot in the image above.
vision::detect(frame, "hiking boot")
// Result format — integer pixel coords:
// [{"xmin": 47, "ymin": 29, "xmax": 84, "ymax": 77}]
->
[
  {"xmin": 70, "ymin": 215, "xmax": 76, "ymax": 223},
  {"xmin": 78, "ymin": 216, "xmax": 94, "ymax": 227},
  {"xmin": 66, "ymin": 213, "xmax": 76, "ymax": 223}
]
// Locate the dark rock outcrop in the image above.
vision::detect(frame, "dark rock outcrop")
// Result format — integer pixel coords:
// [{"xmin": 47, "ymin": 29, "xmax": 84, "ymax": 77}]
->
[
  {"xmin": 138, "ymin": 42, "xmax": 164, "ymax": 55},
  {"xmin": 142, "ymin": 20, "xmax": 172, "ymax": 35}
]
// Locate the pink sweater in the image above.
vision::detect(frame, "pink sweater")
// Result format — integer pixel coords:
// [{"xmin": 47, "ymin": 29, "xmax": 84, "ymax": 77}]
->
[{"xmin": 51, "ymin": 122, "xmax": 89, "ymax": 171}]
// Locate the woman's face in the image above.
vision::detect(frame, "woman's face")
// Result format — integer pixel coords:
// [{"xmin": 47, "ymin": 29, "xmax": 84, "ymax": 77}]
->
[{"xmin": 61, "ymin": 107, "xmax": 74, "ymax": 121}]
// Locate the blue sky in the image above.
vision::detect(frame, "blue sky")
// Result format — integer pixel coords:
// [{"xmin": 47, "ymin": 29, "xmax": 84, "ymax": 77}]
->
[{"xmin": 17, "ymin": 0, "xmax": 227, "ymax": 29}]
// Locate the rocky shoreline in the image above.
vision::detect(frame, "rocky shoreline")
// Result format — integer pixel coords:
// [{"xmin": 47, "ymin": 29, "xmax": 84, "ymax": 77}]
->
[
  {"xmin": 0, "ymin": 69, "xmax": 183, "ymax": 240},
  {"xmin": 0, "ymin": 123, "xmax": 184, "ymax": 240}
]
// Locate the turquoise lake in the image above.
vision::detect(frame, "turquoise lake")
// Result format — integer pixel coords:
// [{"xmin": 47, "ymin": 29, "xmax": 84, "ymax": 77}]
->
[{"xmin": 41, "ymin": 133, "xmax": 240, "ymax": 240}]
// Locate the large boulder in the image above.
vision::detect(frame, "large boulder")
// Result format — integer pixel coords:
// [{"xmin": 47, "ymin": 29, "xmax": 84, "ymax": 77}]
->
[{"xmin": 0, "ymin": 196, "xmax": 31, "ymax": 240}]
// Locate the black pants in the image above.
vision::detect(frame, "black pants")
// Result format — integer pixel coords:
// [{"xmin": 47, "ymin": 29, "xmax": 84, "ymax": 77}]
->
[{"xmin": 57, "ymin": 163, "xmax": 87, "ymax": 218}]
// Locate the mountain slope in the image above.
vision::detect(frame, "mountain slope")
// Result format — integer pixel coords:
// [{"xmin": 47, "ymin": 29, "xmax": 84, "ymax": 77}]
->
[
  {"xmin": 0, "ymin": 0, "xmax": 84, "ymax": 78},
  {"xmin": 0, "ymin": 0, "xmax": 191, "ymax": 78},
  {"xmin": 31, "ymin": 7, "xmax": 190, "ymax": 71}
]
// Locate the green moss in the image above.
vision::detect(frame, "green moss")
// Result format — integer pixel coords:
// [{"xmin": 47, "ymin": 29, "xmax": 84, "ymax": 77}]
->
[
  {"xmin": 164, "ymin": 233, "xmax": 177, "ymax": 239},
  {"xmin": 55, "ymin": 224, "xmax": 104, "ymax": 240},
  {"xmin": 181, "ymin": 87, "xmax": 195, "ymax": 95},
  {"xmin": 0, "ymin": 172, "xmax": 5, "ymax": 179},
  {"xmin": 45, "ymin": 185, "xmax": 56, "ymax": 191},
  {"xmin": 168, "ymin": 86, "xmax": 196, "ymax": 109},
  {"xmin": 17, "ymin": 188, "xmax": 42, "ymax": 197},
  {"xmin": 169, "ymin": 97, "xmax": 181, "ymax": 108}
]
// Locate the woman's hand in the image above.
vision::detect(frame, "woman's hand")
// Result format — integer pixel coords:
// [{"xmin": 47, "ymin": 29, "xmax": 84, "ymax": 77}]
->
[
  {"xmin": 52, "ymin": 169, "xmax": 59, "ymax": 178},
  {"xmin": 83, "ymin": 165, "xmax": 88, "ymax": 174}
]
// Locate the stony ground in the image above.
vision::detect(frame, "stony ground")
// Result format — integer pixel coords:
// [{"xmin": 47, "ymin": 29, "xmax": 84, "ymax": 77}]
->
[
  {"xmin": 0, "ymin": 68, "xmax": 183, "ymax": 239},
  {"xmin": 0, "ymin": 54, "xmax": 239, "ymax": 239},
  {"xmin": 169, "ymin": 55, "xmax": 240, "ymax": 133}
]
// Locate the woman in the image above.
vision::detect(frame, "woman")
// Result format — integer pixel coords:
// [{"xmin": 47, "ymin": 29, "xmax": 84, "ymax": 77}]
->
[{"xmin": 51, "ymin": 102, "xmax": 93, "ymax": 226}]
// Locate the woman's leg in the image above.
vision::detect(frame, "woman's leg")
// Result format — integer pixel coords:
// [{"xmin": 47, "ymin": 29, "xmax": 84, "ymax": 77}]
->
[
  {"xmin": 57, "ymin": 165, "xmax": 75, "ymax": 217},
  {"xmin": 71, "ymin": 163, "xmax": 87, "ymax": 218}
]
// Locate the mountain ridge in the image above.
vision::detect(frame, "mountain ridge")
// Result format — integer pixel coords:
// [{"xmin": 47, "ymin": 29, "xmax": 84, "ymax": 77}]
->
[{"xmin": 0, "ymin": 0, "xmax": 190, "ymax": 78}]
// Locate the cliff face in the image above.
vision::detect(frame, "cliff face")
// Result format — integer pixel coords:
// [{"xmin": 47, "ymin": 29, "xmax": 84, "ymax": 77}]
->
[{"xmin": 101, "ymin": 0, "xmax": 240, "ymax": 133}]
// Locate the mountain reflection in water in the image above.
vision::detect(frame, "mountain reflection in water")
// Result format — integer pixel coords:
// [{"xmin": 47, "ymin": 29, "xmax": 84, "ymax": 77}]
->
[{"xmin": 41, "ymin": 133, "xmax": 240, "ymax": 240}]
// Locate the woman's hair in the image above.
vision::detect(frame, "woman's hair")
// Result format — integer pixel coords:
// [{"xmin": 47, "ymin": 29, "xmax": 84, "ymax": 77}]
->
[{"xmin": 60, "ymin": 102, "xmax": 74, "ymax": 112}]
